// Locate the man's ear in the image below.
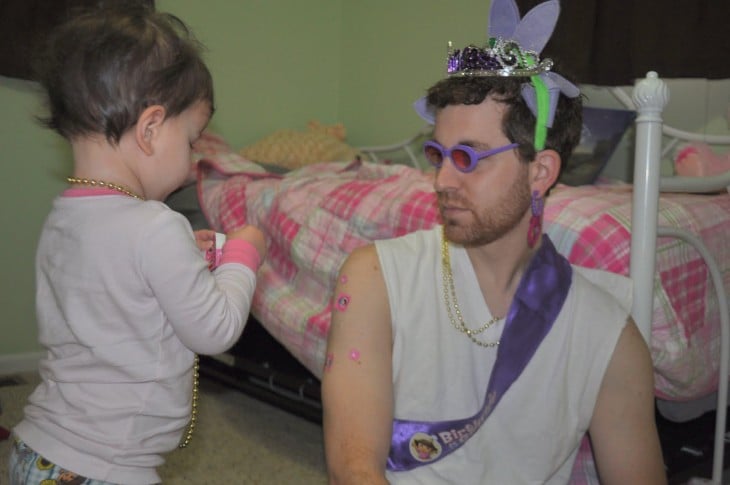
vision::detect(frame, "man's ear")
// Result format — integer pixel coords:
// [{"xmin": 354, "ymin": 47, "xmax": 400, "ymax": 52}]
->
[
  {"xmin": 135, "ymin": 105, "xmax": 167, "ymax": 156},
  {"xmin": 530, "ymin": 149, "xmax": 561, "ymax": 195}
]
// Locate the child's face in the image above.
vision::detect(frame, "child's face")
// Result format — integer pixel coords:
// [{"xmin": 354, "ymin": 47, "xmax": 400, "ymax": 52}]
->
[{"xmin": 148, "ymin": 100, "xmax": 211, "ymax": 200}]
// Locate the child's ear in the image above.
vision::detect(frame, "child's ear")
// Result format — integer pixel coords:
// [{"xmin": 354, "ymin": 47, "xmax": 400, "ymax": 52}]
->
[
  {"xmin": 135, "ymin": 105, "xmax": 167, "ymax": 155},
  {"xmin": 530, "ymin": 148, "xmax": 561, "ymax": 195}
]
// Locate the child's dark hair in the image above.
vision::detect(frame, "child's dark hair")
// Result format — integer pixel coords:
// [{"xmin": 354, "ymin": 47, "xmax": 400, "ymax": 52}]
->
[
  {"xmin": 34, "ymin": 5, "xmax": 214, "ymax": 144},
  {"xmin": 425, "ymin": 76, "xmax": 583, "ymax": 170}
]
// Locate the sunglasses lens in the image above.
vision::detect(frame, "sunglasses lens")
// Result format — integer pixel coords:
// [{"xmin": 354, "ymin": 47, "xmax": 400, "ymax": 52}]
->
[
  {"xmin": 424, "ymin": 145, "xmax": 444, "ymax": 167},
  {"xmin": 450, "ymin": 149, "xmax": 473, "ymax": 172}
]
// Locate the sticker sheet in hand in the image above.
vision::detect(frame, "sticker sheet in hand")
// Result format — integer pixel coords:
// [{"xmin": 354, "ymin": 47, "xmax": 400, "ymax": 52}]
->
[{"xmin": 203, "ymin": 232, "xmax": 226, "ymax": 271}]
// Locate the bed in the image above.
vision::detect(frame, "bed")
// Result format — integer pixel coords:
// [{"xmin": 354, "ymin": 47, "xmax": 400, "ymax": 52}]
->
[{"xmin": 170, "ymin": 72, "xmax": 730, "ymax": 482}]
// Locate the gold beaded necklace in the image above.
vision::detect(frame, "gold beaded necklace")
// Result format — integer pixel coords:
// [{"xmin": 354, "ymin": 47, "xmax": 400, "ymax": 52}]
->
[
  {"xmin": 66, "ymin": 177, "xmax": 144, "ymax": 200},
  {"xmin": 178, "ymin": 355, "xmax": 199, "ymax": 449},
  {"xmin": 441, "ymin": 229, "xmax": 503, "ymax": 348},
  {"xmin": 67, "ymin": 175, "xmax": 199, "ymax": 448}
]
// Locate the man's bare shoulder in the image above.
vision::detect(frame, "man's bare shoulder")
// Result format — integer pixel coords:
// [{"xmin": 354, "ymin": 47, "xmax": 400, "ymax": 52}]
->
[{"xmin": 339, "ymin": 244, "xmax": 383, "ymax": 281}]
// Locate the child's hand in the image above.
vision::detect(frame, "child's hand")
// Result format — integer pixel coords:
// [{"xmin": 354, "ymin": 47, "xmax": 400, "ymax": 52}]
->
[
  {"xmin": 194, "ymin": 229, "xmax": 216, "ymax": 254},
  {"xmin": 227, "ymin": 225, "xmax": 267, "ymax": 262}
]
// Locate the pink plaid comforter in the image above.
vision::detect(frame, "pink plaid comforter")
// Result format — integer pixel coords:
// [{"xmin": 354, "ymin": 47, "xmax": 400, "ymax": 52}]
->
[
  {"xmin": 546, "ymin": 184, "xmax": 730, "ymax": 400},
  {"xmin": 198, "ymin": 154, "xmax": 440, "ymax": 378},
  {"xmin": 195, "ymin": 134, "xmax": 730, "ymax": 400}
]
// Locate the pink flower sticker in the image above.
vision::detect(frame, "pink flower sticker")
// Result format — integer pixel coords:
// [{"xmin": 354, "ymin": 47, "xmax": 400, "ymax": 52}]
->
[
  {"xmin": 335, "ymin": 293, "xmax": 351, "ymax": 312},
  {"xmin": 348, "ymin": 349, "xmax": 361, "ymax": 362}
]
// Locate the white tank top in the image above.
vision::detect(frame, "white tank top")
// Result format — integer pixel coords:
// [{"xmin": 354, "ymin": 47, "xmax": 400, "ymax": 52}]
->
[{"xmin": 376, "ymin": 226, "xmax": 631, "ymax": 484}]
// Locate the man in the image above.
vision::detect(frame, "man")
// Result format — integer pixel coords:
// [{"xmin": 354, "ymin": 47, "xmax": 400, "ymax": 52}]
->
[{"xmin": 321, "ymin": 0, "xmax": 667, "ymax": 483}]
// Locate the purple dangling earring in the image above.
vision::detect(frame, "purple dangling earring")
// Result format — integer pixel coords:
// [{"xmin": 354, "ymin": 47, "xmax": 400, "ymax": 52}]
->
[{"xmin": 527, "ymin": 190, "xmax": 544, "ymax": 248}]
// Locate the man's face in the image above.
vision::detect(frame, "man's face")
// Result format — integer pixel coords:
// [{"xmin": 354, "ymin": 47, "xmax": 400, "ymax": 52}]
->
[{"xmin": 432, "ymin": 97, "xmax": 532, "ymax": 247}]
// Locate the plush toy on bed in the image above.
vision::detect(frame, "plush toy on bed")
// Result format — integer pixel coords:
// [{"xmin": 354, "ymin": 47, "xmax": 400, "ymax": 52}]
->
[
  {"xmin": 239, "ymin": 120, "xmax": 361, "ymax": 170},
  {"xmin": 674, "ymin": 142, "xmax": 730, "ymax": 177}
]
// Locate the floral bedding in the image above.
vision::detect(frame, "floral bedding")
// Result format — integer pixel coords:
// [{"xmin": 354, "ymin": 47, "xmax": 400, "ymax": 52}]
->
[{"xmin": 194, "ymin": 132, "xmax": 730, "ymax": 401}]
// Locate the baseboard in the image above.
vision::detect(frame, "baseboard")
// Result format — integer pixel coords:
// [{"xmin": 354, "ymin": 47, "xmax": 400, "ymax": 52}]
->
[{"xmin": 0, "ymin": 351, "xmax": 43, "ymax": 375}]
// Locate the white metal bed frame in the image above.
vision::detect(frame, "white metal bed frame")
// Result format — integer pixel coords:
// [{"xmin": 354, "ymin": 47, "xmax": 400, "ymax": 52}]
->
[
  {"xmin": 618, "ymin": 72, "xmax": 730, "ymax": 484},
  {"xmin": 359, "ymin": 71, "xmax": 730, "ymax": 483},
  {"xmin": 358, "ymin": 125, "xmax": 432, "ymax": 170}
]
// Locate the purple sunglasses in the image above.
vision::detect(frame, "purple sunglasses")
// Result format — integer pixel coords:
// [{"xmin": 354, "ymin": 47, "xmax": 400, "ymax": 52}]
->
[{"xmin": 423, "ymin": 140, "xmax": 519, "ymax": 173}]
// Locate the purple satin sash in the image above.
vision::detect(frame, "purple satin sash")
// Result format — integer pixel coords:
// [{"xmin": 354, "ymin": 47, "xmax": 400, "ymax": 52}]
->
[{"xmin": 386, "ymin": 235, "xmax": 572, "ymax": 471}]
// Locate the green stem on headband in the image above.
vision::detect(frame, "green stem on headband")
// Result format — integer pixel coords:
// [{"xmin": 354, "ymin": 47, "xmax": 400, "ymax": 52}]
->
[{"xmin": 530, "ymin": 75, "xmax": 549, "ymax": 151}]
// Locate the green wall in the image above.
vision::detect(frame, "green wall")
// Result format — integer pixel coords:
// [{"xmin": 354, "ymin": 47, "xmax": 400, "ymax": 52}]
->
[
  {"xmin": 0, "ymin": 77, "xmax": 72, "ymax": 359},
  {"xmin": 157, "ymin": 0, "xmax": 343, "ymax": 148},
  {"xmin": 0, "ymin": 0, "xmax": 489, "ymax": 360},
  {"xmin": 338, "ymin": 0, "xmax": 488, "ymax": 145}
]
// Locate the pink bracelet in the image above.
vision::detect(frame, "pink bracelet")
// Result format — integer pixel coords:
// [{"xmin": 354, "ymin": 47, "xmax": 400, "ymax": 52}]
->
[{"xmin": 219, "ymin": 239, "xmax": 261, "ymax": 271}]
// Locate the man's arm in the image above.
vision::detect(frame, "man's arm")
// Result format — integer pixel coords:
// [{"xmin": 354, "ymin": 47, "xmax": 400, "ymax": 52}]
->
[
  {"xmin": 321, "ymin": 245, "xmax": 394, "ymax": 485},
  {"xmin": 589, "ymin": 318, "xmax": 667, "ymax": 484}
]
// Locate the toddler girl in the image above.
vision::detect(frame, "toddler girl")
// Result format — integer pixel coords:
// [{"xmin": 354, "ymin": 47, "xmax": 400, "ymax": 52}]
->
[{"xmin": 9, "ymin": 5, "xmax": 265, "ymax": 484}]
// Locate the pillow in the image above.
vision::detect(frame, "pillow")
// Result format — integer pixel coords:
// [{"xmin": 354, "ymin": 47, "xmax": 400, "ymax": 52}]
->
[
  {"xmin": 559, "ymin": 106, "xmax": 636, "ymax": 186},
  {"xmin": 188, "ymin": 130, "xmax": 268, "ymax": 184},
  {"xmin": 239, "ymin": 120, "xmax": 361, "ymax": 170}
]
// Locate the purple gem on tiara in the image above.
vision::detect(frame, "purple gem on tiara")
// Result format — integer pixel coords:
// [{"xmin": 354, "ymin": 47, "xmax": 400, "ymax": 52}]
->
[
  {"xmin": 448, "ymin": 43, "xmax": 518, "ymax": 74},
  {"xmin": 461, "ymin": 47, "xmax": 474, "ymax": 67},
  {"xmin": 485, "ymin": 57, "xmax": 501, "ymax": 70},
  {"xmin": 447, "ymin": 49, "xmax": 461, "ymax": 73},
  {"xmin": 476, "ymin": 50, "xmax": 489, "ymax": 66}
]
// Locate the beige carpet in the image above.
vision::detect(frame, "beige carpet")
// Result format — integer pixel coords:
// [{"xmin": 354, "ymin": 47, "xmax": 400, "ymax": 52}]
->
[{"xmin": 0, "ymin": 373, "xmax": 327, "ymax": 484}]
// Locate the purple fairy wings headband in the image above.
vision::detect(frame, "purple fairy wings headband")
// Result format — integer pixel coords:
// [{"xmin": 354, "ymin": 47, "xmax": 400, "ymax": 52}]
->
[{"xmin": 414, "ymin": 0, "xmax": 580, "ymax": 151}]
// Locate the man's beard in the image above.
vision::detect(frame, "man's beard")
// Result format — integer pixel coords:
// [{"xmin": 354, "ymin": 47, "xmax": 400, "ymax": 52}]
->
[{"xmin": 439, "ymin": 170, "xmax": 532, "ymax": 247}]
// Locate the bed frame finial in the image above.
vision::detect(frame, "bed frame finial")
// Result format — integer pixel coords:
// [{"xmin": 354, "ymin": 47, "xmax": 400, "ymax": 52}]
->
[{"xmin": 632, "ymin": 71, "xmax": 669, "ymax": 120}]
